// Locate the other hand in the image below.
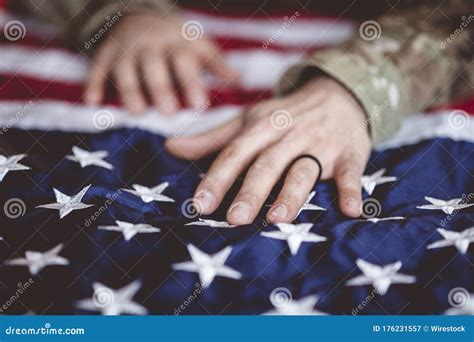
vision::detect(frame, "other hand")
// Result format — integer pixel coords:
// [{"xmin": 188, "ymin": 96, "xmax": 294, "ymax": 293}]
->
[{"xmin": 84, "ymin": 13, "xmax": 238, "ymax": 115}]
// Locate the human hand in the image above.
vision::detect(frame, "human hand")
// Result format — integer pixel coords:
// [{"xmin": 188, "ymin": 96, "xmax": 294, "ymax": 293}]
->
[
  {"xmin": 166, "ymin": 77, "xmax": 372, "ymax": 225},
  {"xmin": 84, "ymin": 13, "xmax": 238, "ymax": 115}
]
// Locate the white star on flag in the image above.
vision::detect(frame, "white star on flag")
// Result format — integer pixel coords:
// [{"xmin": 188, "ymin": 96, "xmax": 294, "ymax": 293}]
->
[
  {"xmin": 416, "ymin": 196, "xmax": 474, "ymax": 215},
  {"xmin": 346, "ymin": 259, "xmax": 416, "ymax": 295},
  {"xmin": 172, "ymin": 244, "xmax": 242, "ymax": 288},
  {"xmin": 66, "ymin": 146, "xmax": 113, "ymax": 170},
  {"xmin": 185, "ymin": 218, "xmax": 236, "ymax": 228},
  {"xmin": 0, "ymin": 154, "xmax": 30, "ymax": 182},
  {"xmin": 365, "ymin": 216, "xmax": 405, "ymax": 223},
  {"xmin": 260, "ymin": 223, "xmax": 327, "ymax": 256},
  {"xmin": 5, "ymin": 244, "xmax": 69, "ymax": 275},
  {"xmin": 361, "ymin": 168, "xmax": 396, "ymax": 195},
  {"xmin": 98, "ymin": 220, "xmax": 161, "ymax": 241},
  {"xmin": 427, "ymin": 227, "xmax": 474, "ymax": 254},
  {"xmin": 297, "ymin": 191, "xmax": 326, "ymax": 216},
  {"xmin": 264, "ymin": 295, "xmax": 328, "ymax": 315},
  {"xmin": 36, "ymin": 185, "xmax": 93, "ymax": 219},
  {"xmin": 123, "ymin": 182, "xmax": 175, "ymax": 203},
  {"xmin": 75, "ymin": 281, "xmax": 147, "ymax": 315}
]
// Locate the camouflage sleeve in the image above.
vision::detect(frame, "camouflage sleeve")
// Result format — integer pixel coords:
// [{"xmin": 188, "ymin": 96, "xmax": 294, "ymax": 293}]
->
[
  {"xmin": 277, "ymin": 0, "xmax": 474, "ymax": 144},
  {"xmin": 16, "ymin": 0, "xmax": 177, "ymax": 51}
]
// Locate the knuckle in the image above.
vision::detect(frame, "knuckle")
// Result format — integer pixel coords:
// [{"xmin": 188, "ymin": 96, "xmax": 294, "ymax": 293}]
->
[
  {"xmin": 246, "ymin": 108, "xmax": 263, "ymax": 120},
  {"xmin": 175, "ymin": 52, "xmax": 193, "ymax": 67},
  {"xmin": 85, "ymin": 75, "xmax": 100, "ymax": 88},
  {"xmin": 339, "ymin": 188, "xmax": 358, "ymax": 199},
  {"xmin": 248, "ymin": 103, "xmax": 273, "ymax": 118},
  {"xmin": 173, "ymin": 50, "xmax": 187, "ymax": 61},
  {"xmin": 280, "ymin": 192, "xmax": 298, "ymax": 206},
  {"xmin": 279, "ymin": 132, "xmax": 301, "ymax": 148},
  {"xmin": 276, "ymin": 192, "xmax": 300, "ymax": 214},
  {"xmin": 288, "ymin": 165, "xmax": 313, "ymax": 184},
  {"xmin": 247, "ymin": 119, "xmax": 271, "ymax": 134},
  {"xmin": 152, "ymin": 80, "xmax": 170, "ymax": 92},
  {"xmin": 248, "ymin": 103, "xmax": 266, "ymax": 115},
  {"xmin": 89, "ymin": 64, "xmax": 107, "ymax": 78},
  {"xmin": 198, "ymin": 40, "xmax": 216, "ymax": 53},
  {"xmin": 198, "ymin": 181, "xmax": 217, "ymax": 195},
  {"xmin": 204, "ymin": 40, "xmax": 218, "ymax": 50},
  {"xmin": 198, "ymin": 174, "xmax": 224, "ymax": 194},
  {"xmin": 337, "ymin": 166, "xmax": 359, "ymax": 181},
  {"xmin": 116, "ymin": 75, "xmax": 136, "ymax": 90},
  {"xmin": 218, "ymin": 143, "xmax": 242, "ymax": 164},
  {"xmin": 312, "ymin": 129, "xmax": 327, "ymax": 141},
  {"xmin": 185, "ymin": 77, "xmax": 202, "ymax": 89},
  {"xmin": 250, "ymin": 155, "xmax": 275, "ymax": 174},
  {"xmin": 236, "ymin": 190, "xmax": 260, "ymax": 205}
]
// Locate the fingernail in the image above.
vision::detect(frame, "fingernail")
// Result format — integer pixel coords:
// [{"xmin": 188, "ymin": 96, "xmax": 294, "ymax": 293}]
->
[
  {"xmin": 345, "ymin": 197, "xmax": 359, "ymax": 209},
  {"xmin": 195, "ymin": 190, "xmax": 213, "ymax": 212},
  {"xmin": 228, "ymin": 202, "xmax": 251, "ymax": 222},
  {"xmin": 269, "ymin": 204, "xmax": 288, "ymax": 219}
]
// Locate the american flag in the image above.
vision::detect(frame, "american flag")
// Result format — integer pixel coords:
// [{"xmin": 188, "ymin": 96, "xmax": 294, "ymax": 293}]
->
[{"xmin": 0, "ymin": 4, "xmax": 473, "ymax": 316}]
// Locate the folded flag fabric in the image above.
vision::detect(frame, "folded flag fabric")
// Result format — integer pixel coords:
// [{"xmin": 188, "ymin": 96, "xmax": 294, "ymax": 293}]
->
[{"xmin": 0, "ymin": 7, "xmax": 473, "ymax": 315}]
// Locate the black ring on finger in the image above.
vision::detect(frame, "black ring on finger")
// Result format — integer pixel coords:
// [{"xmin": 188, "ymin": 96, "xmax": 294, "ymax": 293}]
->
[{"xmin": 290, "ymin": 154, "xmax": 323, "ymax": 185}]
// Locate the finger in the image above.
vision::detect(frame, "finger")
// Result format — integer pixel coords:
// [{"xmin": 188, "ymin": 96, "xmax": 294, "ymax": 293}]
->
[
  {"xmin": 267, "ymin": 156, "xmax": 322, "ymax": 224},
  {"xmin": 84, "ymin": 45, "xmax": 115, "ymax": 105},
  {"xmin": 194, "ymin": 124, "xmax": 280, "ymax": 215},
  {"xmin": 203, "ymin": 48, "xmax": 239, "ymax": 82},
  {"xmin": 227, "ymin": 139, "xmax": 306, "ymax": 225},
  {"xmin": 172, "ymin": 52, "xmax": 208, "ymax": 109},
  {"xmin": 113, "ymin": 59, "xmax": 147, "ymax": 115},
  {"xmin": 334, "ymin": 153, "xmax": 364, "ymax": 218},
  {"xmin": 165, "ymin": 116, "xmax": 242, "ymax": 159},
  {"xmin": 141, "ymin": 52, "xmax": 178, "ymax": 115}
]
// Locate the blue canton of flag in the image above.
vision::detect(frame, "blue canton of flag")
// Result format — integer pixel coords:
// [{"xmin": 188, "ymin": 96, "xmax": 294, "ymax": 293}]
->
[{"xmin": 0, "ymin": 123, "xmax": 473, "ymax": 315}]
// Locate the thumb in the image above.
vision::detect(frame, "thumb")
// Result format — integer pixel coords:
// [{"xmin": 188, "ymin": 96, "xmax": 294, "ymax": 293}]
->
[{"xmin": 165, "ymin": 117, "xmax": 242, "ymax": 160}]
